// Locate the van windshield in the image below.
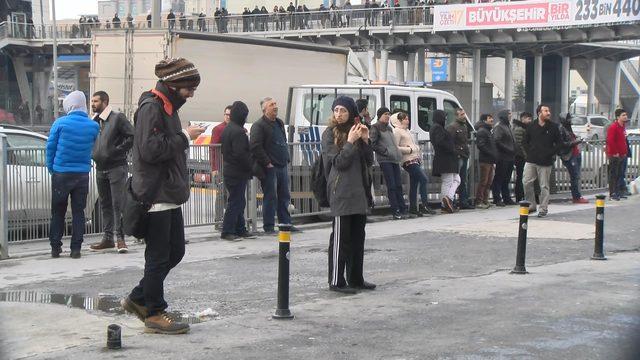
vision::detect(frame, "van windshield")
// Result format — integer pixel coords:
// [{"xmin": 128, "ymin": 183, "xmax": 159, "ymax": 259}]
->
[{"xmin": 302, "ymin": 91, "xmax": 377, "ymax": 126}]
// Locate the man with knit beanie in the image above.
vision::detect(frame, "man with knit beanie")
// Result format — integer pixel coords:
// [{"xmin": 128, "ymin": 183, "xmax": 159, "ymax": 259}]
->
[
  {"xmin": 371, "ymin": 106, "xmax": 406, "ymax": 219},
  {"xmin": 220, "ymin": 101, "xmax": 257, "ymax": 241},
  {"xmin": 121, "ymin": 58, "xmax": 205, "ymax": 335}
]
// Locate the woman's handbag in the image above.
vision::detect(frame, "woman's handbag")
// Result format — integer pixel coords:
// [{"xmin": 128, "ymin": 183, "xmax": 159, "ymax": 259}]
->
[{"xmin": 122, "ymin": 177, "xmax": 152, "ymax": 239}]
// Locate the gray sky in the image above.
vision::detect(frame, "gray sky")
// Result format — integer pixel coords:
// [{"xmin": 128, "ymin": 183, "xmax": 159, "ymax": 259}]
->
[{"xmin": 54, "ymin": 0, "xmax": 98, "ymax": 20}]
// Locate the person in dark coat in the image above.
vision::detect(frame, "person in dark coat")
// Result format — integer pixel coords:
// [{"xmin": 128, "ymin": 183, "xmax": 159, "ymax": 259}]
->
[
  {"xmin": 220, "ymin": 101, "xmax": 257, "ymax": 241},
  {"xmin": 491, "ymin": 109, "xmax": 516, "ymax": 206},
  {"xmin": 446, "ymin": 107, "xmax": 472, "ymax": 209},
  {"xmin": 429, "ymin": 110, "xmax": 458, "ymax": 213},
  {"xmin": 475, "ymin": 114, "xmax": 498, "ymax": 209},
  {"xmin": 558, "ymin": 112, "xmax": 587, "ymax": 203},
  {"xmin": 112, "ymin": 13, "xmax": 121, "ymax": 28},
  {"xmin": 321, "ymin": 96, "xmax": 375, "ymax": 294},
  {"xmin": 512, "ymin": 112, "xmax": 532, "ymax": 202}
]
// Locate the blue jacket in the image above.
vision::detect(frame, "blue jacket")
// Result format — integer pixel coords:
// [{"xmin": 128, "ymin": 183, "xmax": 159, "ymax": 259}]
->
[{"xmin": 46, "ymin": 110, "xmax": 100, "ymax": 173}]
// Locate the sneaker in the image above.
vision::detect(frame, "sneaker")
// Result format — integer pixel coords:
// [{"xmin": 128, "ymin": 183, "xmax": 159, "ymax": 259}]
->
[
  {"xmin": 51, "ymin": 247, "xmax": 62, "ymax": 258},
  {"xmin": 610, "ymin": 195, "xmax": 620, "ymax": 201},
  {"xmin": 89, "ymin": 237, "xmax": 115, "ymax": 251},
  {"xmin": 70, "ymin": 250, "xmax": 81, "ymax": 259},
  {"xmin": 477, "ymin": 202, "xmax": 490, "ymax": 210},
  {"xmin": 238, "ymin": 231, "xmax": 258, "ymax": 239},
  {"xmin": 144, "ymin": 312, "xmax": 190, "ymax": 335},
  {"xmin": 220, "ymin": 233, "xmax": 241, "ymax": 241},
  {"xmin": 537, "ymin": 210, "xmax": 548, "ymax": 218},
  {"xmin": 329, "ymin": 285, "xmax": 358, "ymax": 294},
  {"xmin": 572, "ymin": 198, "xmax": 589, "ymax": 204},
  {"xmin": 116, "ymin": 239, "xmax": 128, "ymax": 254},
  {"xmin": 441, "ymin": 196, "xmax": 454, "ymax": 214},
  {"xmin": 392, "ymin": 211, "xmax": 402, "ymax": 220},
  {"xmin": 121, "ymin": 296, "xmax": 148, "ymax": 322}
]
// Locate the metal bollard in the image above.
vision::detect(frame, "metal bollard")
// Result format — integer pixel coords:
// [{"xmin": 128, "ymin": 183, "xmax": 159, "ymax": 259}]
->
[
  {"xmin": 591, "ymin": 195, "xmax": 607, "ymax": 260},
  {"xmin": 107, "ymin": 324, "xmax": 121, "ymax": 349},
  {"xmin": 273, "ymin": 224, "xmax": 294, "ymax": 319},
  {"xmin": 511, "ymin": 201, "xmax": 530, "ymax": 274}
]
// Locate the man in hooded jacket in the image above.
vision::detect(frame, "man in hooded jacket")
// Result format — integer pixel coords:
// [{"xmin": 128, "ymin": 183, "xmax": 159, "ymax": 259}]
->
[
  {"xmin": 429, "ymin": 110, "xmax": 458, "ymax": 213},
  {"xmin": 491, "ymin": 109, "xmax": 516, "ymax": 206}
]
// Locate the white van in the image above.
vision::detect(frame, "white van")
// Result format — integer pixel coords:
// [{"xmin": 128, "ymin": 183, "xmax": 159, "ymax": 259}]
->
[{"xmin": 285, "ymin": 84, "xmax": 473, "ymax": 166}]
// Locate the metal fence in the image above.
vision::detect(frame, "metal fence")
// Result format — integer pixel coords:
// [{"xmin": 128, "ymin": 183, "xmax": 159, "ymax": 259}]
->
[{"xmin": 1, "ymin": 137, "xmax": 639, "ymax": 252}]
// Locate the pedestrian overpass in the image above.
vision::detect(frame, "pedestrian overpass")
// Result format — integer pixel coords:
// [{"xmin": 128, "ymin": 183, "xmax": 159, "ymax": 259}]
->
[{"xmin": 2, "ymin": 1, "xmax": 640, "ymax": 123}]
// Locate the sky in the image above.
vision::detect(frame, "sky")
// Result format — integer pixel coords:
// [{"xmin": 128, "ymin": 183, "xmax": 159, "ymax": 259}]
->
[{"xmin": 54, "ymin": 0, "xmax": 98, "ymax": 20}]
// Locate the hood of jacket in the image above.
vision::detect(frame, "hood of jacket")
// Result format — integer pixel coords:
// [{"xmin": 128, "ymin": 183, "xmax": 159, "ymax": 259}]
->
[
  {"xmin": 390, "ymin": 113, "xmax": 405, "ymax": 129},
  {"xmin": 477, "ymin": 121, "xmax": 493, "ymax": 131},
  {"xmin": 497, "ymin": 109, "xmax": 511, "ymax": 125},
  {"xmin": 63, "ymin": 90, "xmax": 88, "ymax": 114},
  {"xmin": 230, "ymin": 101, "xmax": 249, "ymax": 127},
  {"xmin": 433, "ymin": 110, "xmax": 447, "ymax": 127}
]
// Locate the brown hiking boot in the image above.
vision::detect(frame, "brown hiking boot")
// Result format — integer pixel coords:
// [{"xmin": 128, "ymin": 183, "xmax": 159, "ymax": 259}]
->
[
  {"xmin": 144, "ymin": 312, "xmax": 190, "ymax": 335},
  {"xmin": 90, "ymin": 237, "xmax": 115, "ymax": 251},
  {"xmin": 120, "ymin": 296, "xmax": 148, "ymax": 322},
  {"xmin": 116, "ymin": 238, "xmax": 128, "ymax": 254}
]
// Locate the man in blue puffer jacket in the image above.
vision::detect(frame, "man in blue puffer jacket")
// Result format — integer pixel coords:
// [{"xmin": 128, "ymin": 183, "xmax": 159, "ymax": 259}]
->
[{"xmin": 46, "ymin": 91, "xmax": 100, "ymax": 259}]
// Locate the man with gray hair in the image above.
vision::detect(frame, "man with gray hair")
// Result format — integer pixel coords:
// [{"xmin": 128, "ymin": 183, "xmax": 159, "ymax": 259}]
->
[{"xmin": 250, "ymin": 97, "xmax": 298, "ymax": 234}]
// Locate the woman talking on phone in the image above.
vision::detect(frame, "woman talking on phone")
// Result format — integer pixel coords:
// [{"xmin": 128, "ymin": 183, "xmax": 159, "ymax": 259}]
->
[{"xmin": 321, "ymin": 96, "xmax": 376, "ymax": 294}]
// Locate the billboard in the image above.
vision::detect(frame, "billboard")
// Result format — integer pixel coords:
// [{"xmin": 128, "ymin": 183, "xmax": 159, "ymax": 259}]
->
[
  {"xmin": 430, "ymin": 58, "xmax": 448, "ymax": 83},
  {"xmin": 433, "ymin": 0, "xmax": 640, "ymax": 32}
]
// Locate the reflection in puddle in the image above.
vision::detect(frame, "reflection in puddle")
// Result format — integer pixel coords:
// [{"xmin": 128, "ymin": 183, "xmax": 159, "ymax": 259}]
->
[{"xmin": 0, "ymin": 290, "xmax": 212, "ymax": 324}]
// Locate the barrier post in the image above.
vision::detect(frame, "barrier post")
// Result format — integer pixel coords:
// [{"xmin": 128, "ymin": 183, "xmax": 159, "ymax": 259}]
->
[
  {"xmin": 273, "ymin": 223, "xmax": 294, "ymax": 319},
  {"xmin": 591, "ymin": 194, "xmax": 607, "ymax": 260},
  {"xmin": 0, "ymin": 135, "xmax": 9, "ymax": 260},
  {"xmin": 511, "ymin": 201, "xmax": 530, "ymax": 274}
]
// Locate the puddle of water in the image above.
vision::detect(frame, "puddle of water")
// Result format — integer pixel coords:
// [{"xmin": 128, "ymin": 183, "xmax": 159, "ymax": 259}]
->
[{"xmin": 0, "ymin": 290, "xmax": 212, "ymax": 324}]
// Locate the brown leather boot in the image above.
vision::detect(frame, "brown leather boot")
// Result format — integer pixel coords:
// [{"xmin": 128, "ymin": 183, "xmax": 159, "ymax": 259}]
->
[
  {"xmin": 90, "ymin": 236, "xmax": 114, "ymax": 251},
  {"xmin": 116, "ymin": 238, "xmax": 128, "ymax": 254},
  {"xmin": 120, "ymin": 296, "xmax": 148, "ymax": 322},
  {"xmin": 144, "ymin": 312, "xmax": 190, "ymax": 334}
]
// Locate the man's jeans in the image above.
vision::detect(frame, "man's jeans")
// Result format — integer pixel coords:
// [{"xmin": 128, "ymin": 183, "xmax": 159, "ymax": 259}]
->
[
  {"xmin": 619, "ymin": 156, "xmax": 629, "ymax": 193},
  {"xmin": 260, "ymin": 166, "xmax": 291, "ymax": 231},
  {"xmin": 562, "ymin": 154, "xmax": 582, "ymax": 200},
  {"xmin": 608, "ymin": 157, "xmax": 624, "ymax": 197},
  {"xmin": 457, "ymin": 157, "xmax": 469, "ymax": 205},
  {"xmin": 492, "ymin": 160, "xmax": 515, "ymax": 204},
  {"xmin": 49, "ymin": 172, "xmax": 89, "ymax": 251},
  {"xmin": 404, "ymin": 163, "xmax": 428, "ymax": 210},
  {"xmin": 129, "ymin": 208, "xmax": 185, "ymax": 317},
  {"xmin": 96, "ymin": 165, "xmax": 128, "ymax": 240},
  {"xmin": 222, "ymin": 178, "xmax": 248, "ymax": 236},
  {"xmin": 380, "ymin": 162, "xmax": 406, "ymax": 214},
  {"xmin": 524, "ymin": 163, "xmax": 551, "ymax": 211}
]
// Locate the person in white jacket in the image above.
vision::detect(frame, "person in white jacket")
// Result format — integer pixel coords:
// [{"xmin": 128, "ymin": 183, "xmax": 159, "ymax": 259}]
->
[{"xmin": 391, "ymin": 112, "xmax": 436, "ymax": 216}]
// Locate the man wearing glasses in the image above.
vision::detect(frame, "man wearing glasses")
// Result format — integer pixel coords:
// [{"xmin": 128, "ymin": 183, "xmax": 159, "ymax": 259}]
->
[{"xmin": 210, "ymin": 105, "xmax": 232, "ymax": 227}]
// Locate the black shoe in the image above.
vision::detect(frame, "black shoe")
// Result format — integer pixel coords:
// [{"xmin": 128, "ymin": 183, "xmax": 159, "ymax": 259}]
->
[
  {"xmin": 460, "ymin": 203, "xmax": 475, "ymax": 210},
  {"xmin": 352, "ymin": 281, "xmax": 376, "ymax": 290},
  {"xmin": 420, "ymin": 204, "xmax": 437, "ymax": 215},
  {"xmin": 220, "ymin": 233, "xmax": 241, "ymax": 241},
  {"xmin": 537, "ymin": 210, "xmax": 548, "ymax": 218},
  {"xmin": 441, "ymin": 197, "xmax": 454, "ymax": 213},
  {"xmin": 329, "ymin": 285, "xmax": 358, "ymax": 294},
  {"xmin": 70, "ymin": 250, "xmax": 81, "ymax": 259},
  {"xmin": 409, "ymin": 208, "xmax": 423, "ymax": 217},
  {"xmin": 494, "ymin": 201, "xmax": 506, "ymax": 207},
  {"xmin": 503, "ymin": 200, "xmax": 517, "ymax": 206},
  {"xmin": 392, "ymin": 211, "xmax": 402, "ymax": 220},
  {"xmin": 51, "ymin": 248, "xmax": 62, "ymax": 258},
  {"xmin": 289, "ymin": 225, "xmax": 302, "ymax": 232},
  {"xmin": 237, "ymin": 232, "xmax": 257, "ymax": 239},
  {"xmin": 263, "ymin": 229, "xmax": 278, "ymax": 235}
]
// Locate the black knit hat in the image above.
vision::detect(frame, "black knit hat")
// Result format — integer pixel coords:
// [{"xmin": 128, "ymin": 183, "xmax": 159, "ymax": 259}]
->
[
  {"xmin": 331, "ymin": 96, "xmax": 358, "ymax": 121},
  {"xmin": 376, "ymin": 107, "xmax": 390, "ymax": 120},
  {"xmin": 230, "ymin": 101, "xmax": 249, "ymax": 126}
]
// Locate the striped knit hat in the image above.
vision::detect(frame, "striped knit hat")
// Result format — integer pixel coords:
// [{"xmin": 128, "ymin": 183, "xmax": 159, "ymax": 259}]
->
[{"xmin": 155, "ymin": 57, "xmax": 201, "ymax": 89}]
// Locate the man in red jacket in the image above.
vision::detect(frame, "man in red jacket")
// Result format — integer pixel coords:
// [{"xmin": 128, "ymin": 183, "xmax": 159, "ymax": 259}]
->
[{"xmin": 606, "ymin": 109, "xmax": 629, "ymax": 201}]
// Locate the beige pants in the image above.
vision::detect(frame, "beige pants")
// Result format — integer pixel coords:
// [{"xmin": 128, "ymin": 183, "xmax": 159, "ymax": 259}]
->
[{"xmin": 523, "ymin": 162, "xmax": 551, "ymax": 211}]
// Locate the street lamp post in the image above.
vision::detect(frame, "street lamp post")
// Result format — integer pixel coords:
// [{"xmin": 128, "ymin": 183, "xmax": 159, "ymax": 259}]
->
[{"xmin": 51, "ymin": 0, "xmax": 59, "ymax": 119}]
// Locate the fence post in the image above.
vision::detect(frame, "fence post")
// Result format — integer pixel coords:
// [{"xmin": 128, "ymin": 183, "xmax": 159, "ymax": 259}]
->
[
  {"xmin": 0, "ymin": 135, "xmax": 9, "ymax": 259},
  {"xmin": 248, "ymin": 177, "xmax": 258, "ymax": 233}
]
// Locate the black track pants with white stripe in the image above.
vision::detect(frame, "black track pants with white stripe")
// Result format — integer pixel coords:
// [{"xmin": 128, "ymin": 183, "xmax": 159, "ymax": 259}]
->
[{"xmin": 328, "ymin": 214, "xmax": 367, "ymax": 287}]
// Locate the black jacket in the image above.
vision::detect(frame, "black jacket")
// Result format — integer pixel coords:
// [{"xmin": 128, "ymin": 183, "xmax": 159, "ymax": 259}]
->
[
  {"xmin": 92, "ymin": 110, "xmax": 134, "ymax": 170},
  {"xmin": 446, "ymin": 119, "xmax": 470, "ymax": 159},
  {"xmin": 524, "ymin": 119, "xmax": 562, "ymax": 166},
  {"xmin": 492, "ymin": 110, "xmax": 516, "ymax": 162},
  {"xmin": 249, "ymin": 116, "xmax": 289, "ymax": 168},
  {"xmin": 476, "ymin": 121, "xmax": 498, "ymax": 164},
  {"xmin": 131, "ymin": 82, "xmax": 190, "ymax": 205},
  {"xmin": 429, "ymin": 110, "xmax": 458, "ymax": 176},
  {"xmin": 511, "ymin": 119, "xmax": 528, "ymax": 159},
  {"xmin": 221, "ymin": 119, "xmax": 252, "ymax": 181}
]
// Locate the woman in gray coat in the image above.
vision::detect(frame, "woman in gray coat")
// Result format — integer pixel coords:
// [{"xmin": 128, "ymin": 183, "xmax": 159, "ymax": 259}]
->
[{"xmin": 321, "ymin": 96, "xmax": 376, "ymax": 294}]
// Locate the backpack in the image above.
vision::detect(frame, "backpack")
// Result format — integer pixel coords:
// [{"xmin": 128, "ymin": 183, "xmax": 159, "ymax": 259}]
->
[{"xmin": 311, "ymin": 153, "xmax": 330, "ymax": 208}]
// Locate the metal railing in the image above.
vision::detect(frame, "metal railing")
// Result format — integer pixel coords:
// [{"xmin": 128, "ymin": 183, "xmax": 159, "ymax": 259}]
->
[{"xmin": 1, "ymin": 138, "xmax": 638, "ymax": 252}]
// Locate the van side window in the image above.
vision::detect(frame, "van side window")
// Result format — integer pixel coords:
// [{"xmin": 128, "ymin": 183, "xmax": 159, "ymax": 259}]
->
[
  {"xmin": 443, "ymin": 100, "xmax": 460, "ymax": 126},
  {"xmin": 590, "ymin": 117, "xmax": 606, "ymax": 127},
  {"xmin": 303, "ymin": 92, "xmax": 374, "ymax": 126},
  {"xmin": 389, "ymin": 95, "xmax": 410, "ymax": 115},
  {"xmin": 417, "ymin": 97, "xmax": 436, "ymax": 132}
]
